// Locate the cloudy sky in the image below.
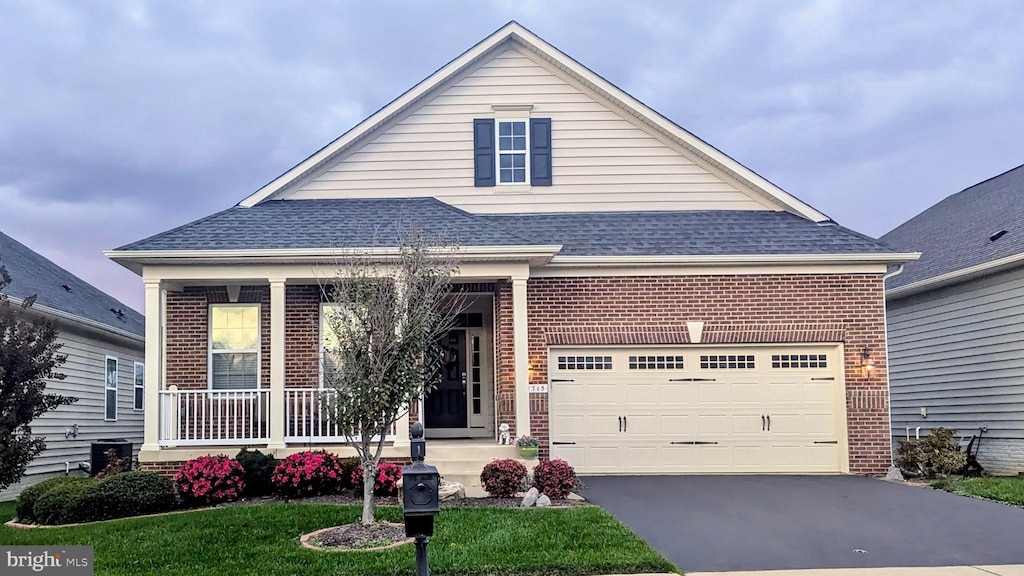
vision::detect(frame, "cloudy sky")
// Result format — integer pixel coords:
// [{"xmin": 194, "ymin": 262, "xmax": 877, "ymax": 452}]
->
[{"xmin": 1, "ymin": 0, "xmax": 1022, "ymax": 312}]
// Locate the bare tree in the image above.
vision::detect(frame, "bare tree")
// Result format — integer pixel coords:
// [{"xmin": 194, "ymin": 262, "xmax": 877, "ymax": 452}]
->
[
  {"xmin": 319, "ymin": 237, "xmax": 463, "ymax": 525},
  {"xmin": 0, "ymin": 259, "xmax": 75, "ymax": 489}
]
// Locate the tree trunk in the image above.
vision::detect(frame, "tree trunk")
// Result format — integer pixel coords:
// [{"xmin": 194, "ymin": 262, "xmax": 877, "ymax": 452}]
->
[{"xmin": 361, "ymin": 460, "xmax": 376, "ymax": 525}]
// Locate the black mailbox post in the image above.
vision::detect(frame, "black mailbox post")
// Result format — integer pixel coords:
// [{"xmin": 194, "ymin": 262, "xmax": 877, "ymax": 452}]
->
[{"xmin": 402, "ymin": 422, "xmax": 439, "ymax": 576}]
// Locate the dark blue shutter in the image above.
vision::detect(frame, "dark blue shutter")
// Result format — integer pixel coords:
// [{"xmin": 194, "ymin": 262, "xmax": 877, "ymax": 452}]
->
[
  {"xmin": 530, "ymin": 118, "xmax": 552, "ymax": 186},
  {"xmin": 473, "ymin": 119, "xmax": 496, "ymax": 187}
]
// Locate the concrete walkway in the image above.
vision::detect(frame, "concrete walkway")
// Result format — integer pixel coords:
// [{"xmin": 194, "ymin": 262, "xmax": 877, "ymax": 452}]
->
[{"xmin": 687, "ymin": 566, "xmax": 1024, "ymax": 576}]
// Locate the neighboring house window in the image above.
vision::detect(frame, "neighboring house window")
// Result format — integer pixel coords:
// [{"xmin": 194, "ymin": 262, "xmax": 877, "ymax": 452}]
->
[
  {"xmin": 473, "ymin": 118, "xmax": 552, "ymax": 187},
  {"xmin": 209, "ymin": 304, "xmax": 260, "ymax": 390},
  {"xmin": 104, "ymin": 356, "xmax": 118, "ymax": 421},
  {"xmin": 497, "ymin": 120, "xmax": 528, "ymax": 184},
  {"xmin": 133, "ymin": 361, "xmax": 145, "ymax": 410}
]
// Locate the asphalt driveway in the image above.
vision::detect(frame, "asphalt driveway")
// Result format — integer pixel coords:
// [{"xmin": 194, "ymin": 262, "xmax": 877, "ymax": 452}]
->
[{"xmin": 582, "ymin": 475, "xmax": 1024, "ymax": 573}]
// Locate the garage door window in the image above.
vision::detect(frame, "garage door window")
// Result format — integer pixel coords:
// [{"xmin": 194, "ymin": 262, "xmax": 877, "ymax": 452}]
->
[
  {"xmin": 629, "ymin": 355, "xmax": 684, "ymax": 369},
  {"xmin": 556, "ymin": 356, "xmax": 612, "ymax": 370},
  {"xmin": 771, "ymin": 354, "xmax": 827, "ymax": 369},
  {"xmin": 700, "ymin": 354, "xmax": 755, "ymax": 369}
]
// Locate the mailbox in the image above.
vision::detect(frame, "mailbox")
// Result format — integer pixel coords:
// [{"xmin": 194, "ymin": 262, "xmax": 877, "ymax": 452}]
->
[{"xmin": 402, "ymin": 422, "xmax": 440, "ymax": 538}]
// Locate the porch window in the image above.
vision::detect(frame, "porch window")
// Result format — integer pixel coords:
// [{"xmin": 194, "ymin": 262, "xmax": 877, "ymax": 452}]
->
[
  {"xmin": 209, "ymin": 304, "xmax": 260, "ymax": 390},
  {"xmin": 320, "ymin": 304, "xmax": 347, "ymax": 387},
  {"xmin": 104, "ymin": 356, "xmax": 118, "ymax": 421},
  {"xmin": 133, "ymin": 361, "xmax": 144, "ymax": 410}
]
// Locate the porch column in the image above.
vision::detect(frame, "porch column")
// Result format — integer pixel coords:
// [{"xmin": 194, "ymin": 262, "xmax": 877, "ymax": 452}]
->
[
  {"xmin": 267, "ymin": 279, "xmax": 287, "ymax": 449},
  {"xmin": 141, "ymin": 279, "xmax": 163, "ymax": 452},
  {"xmin": 393, "ymin": 408, "xmax": 410, "ymax": 447},
  {"xmin": 512, "ymin": 277, "xmax": 531, "ymax": 437}
]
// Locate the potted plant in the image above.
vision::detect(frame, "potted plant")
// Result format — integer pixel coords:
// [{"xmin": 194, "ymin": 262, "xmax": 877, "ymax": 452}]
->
[{"xmin": 517, "ymin": 435, "xmax": 539, "ymax": 459}]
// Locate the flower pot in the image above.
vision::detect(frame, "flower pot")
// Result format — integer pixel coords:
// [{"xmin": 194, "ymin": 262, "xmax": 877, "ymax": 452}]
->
[{"xmin": 518, "ymin": 446, "xmax": 539, "ymax": 459}]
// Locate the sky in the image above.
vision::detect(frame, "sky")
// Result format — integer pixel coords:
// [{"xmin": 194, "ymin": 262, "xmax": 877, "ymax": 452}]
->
[{"xmin": 1, "ymin": 0, "xmax": 1022, "ymax": 313}]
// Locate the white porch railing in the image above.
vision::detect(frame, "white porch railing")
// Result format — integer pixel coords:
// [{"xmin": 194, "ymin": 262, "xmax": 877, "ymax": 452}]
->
[
  {"xmin": 158, "ymin": 389, "xmax": 270, "ymax": 446},
  {"xmin": 284, "ymin": 388, "xmax": 396, "ymax": 444}
]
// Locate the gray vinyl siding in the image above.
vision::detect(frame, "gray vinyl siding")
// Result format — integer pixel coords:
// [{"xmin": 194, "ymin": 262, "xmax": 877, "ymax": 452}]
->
[
  {"xmin": 0, "ymin": 318, "xmax": 144, "ymax": 501},
  {"xmin": 887, "ymin": 265, "xmax": 1024, "ymax": 474}
]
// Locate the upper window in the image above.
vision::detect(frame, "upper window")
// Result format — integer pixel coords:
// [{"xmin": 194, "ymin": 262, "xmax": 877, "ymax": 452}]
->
[
  {"xmin": 497, "ymin": 120, "xmax": 528, "ymax": 184},
  {"xmin": 210, "ymin": 304, "xmax": 260, "ymax": 390},
  {"xmin": 700, "ymin": 354, "xmax": 755, "ymax": 370},
  {"xmin": 104, "ymin": 356, "xmax": 118, "ymax": 421},
  {"xmin": 133, "ymin": 362, "xmax": 145, "ymax": 410}
]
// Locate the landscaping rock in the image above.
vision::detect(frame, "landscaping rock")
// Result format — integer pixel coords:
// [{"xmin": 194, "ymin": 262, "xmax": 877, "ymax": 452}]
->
[
  {"xmin": 439, "ymin": 480, "xmax": 465, "ymax": 501},
  {"xmin": 886, "ymin": 465, "xmax": 905, "ymax": 482},
  {"xmin": 521, "ymin": 487, "xmax": 539, "ymax": 507},
  {"xmin": 536, "ymin": 494, "xmax": 551, "ymax": 507}
]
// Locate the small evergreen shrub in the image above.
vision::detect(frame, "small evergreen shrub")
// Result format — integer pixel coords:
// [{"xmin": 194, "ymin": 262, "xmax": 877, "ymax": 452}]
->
[
  {"xmin": 480, "ymin": 459, "xmax": 527, "ymax": 498},
  {"xmin": 896, "ymin": 427, "xmax": 967, "ymax": 478},
  {"xmin": 32, "ymin": 478, "xmax": 99, "ymax": 525},
  {"xmin": 72, "ymin": 471, "xmax": 177, "ymax": 522},
  {"xmin": 533, "ymin": 459, "xmax": 576, "ymax": 499},
  {"xmin": 352, "ymin": 461, "xmax": 404, "ymax": 496},
  {"xmin": 339, "ymin": 457, "xmax": 361, "ymax": 490},
  {"xmin": 235, "ymin": 448, "xmax": 277, "ymax": 497},
  {"xmin": 270, "ymin": 451, "xmax": 346, "ymax": 497},
  {"xmin": 16, "ymin": 476, "xmax": 90, "ymax": 523},
  {"xmin": 175, "ymin": 455, "xmax": 246, "ymax": 506}
]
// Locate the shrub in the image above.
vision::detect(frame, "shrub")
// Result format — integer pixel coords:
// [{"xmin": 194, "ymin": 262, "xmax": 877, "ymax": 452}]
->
[
  {"xmin": 72, "ymin": 471, "xmax": 177, "ymax": 522},
  {"xmin": 235, "ymin": 448, "xmax": 277, "ymax": 497},
  {"xmin": 352, "ymin": 461, "xmax": 404, "ymax": 496},
  {"xmin": 339, "ymin": 457, "xmax": 361, "ymax": 490},
  {"xmin": 16, "ymin": 476, "xmax": 90, "ymax": 523},
  {"xmin": 33, "ymin": 478, "xmax": 99, "ymax": 525},
  {"xmin": 270, "ymin": 451, "xmax": 346, "ymax": 497},
  {"xmin": 480, "ymin": 459, "xmax": 527, "ymax": 497},
  {"xmin": 896, "ymin": 427, "xmax": 967, "ymax": 478},
  {"xmin": 533, "ymin": 459, "xmax": 576, "ymax": 499},
  {"xmin": 175, "ymin": 455, "xmax": 246, "ymax": 506}
]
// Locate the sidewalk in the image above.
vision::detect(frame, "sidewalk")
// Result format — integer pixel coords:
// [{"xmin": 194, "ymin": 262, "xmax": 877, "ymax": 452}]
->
[{"xmin": 686, "ymin": 565, "xmax": 1024, "ymax": 576}]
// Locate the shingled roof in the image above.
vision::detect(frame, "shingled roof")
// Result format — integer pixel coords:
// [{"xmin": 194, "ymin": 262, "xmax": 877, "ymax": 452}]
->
[
  {"xmin": 1, "ymin": 231, "xmax": 144, "ymax": 337},
  {"xmin": 115, "ymin": 198, "xmax": 895, "ymax": 257},
  {"xmin": 880, "ymin": 163, "xmax": 1024, "ymax": 291}
]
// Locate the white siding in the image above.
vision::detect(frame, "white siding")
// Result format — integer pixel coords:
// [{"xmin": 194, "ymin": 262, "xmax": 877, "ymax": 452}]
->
[
  {"xmin": 0, "ymin": 320, "xmax": 144, "ymax": 500},
  {"xmin": 284, "ymin": 47, "xmax": 770, "ymax": 214},
  {"xmin": 888, "ymin": 265, "xmax": 1024, "ymax": 474}
]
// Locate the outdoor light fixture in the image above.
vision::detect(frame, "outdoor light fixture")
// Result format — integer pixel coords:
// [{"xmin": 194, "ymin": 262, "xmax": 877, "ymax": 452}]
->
[{"xmin": 859, "ymin": 347, "xmax": 875, "ymax": 376}]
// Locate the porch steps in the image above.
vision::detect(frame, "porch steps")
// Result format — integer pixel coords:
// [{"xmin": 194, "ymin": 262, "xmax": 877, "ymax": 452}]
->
[{"xmin": 422, "ymin": 442, "xmax": 538, "ymax": 497}]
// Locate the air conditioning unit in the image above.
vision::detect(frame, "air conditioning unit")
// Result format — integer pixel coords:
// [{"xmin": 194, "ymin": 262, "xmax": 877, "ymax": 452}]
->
[{"xmin": 90, "ymin": 439, "xmax": 132, "ymax": 476}]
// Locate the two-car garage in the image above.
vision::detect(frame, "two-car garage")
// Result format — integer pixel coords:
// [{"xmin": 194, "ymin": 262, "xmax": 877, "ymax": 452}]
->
[{"xmin": 548, "ymin": 345, "xmax": 849, "ymax": 474}]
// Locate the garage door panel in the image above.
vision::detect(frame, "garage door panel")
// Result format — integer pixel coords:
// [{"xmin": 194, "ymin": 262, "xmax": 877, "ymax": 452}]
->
[
  {"xmin": 660, "ymin": 383, "xmax": 698, "ymax": 404},
  {"xmin": 698, "ymin": 414, "xmax": 733, "ymax": 435},
  {"xmin": 768, "ymin": 381, "xmax": 803, "ymax": 404},
  {"xmin": 803, "ymin": 382, "xmax": 835, "ymax": 403},
  {"xmin": 626, "ymin": 382, "xmax": 659, "ymax": 405},
  {"xmin": 698, "ymin": 383, "xmax": 732, "ymax": 403},
  {"xmin": 730, "ymin": 381, "xmax": 767, "ymax": 404},
  {"xmin": 732, "ymin": 413, "xmax": 767, "ymax": 435}
]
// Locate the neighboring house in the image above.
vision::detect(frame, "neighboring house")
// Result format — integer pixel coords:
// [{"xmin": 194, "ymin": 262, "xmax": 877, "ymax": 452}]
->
[
  {"xmin": 0, "ymin": 231, "xmax": 145, "ymax": 500},
  {"xmin": 880, "ymin": 163, "xmax": 1024, "ymax": 475},
  {"xmin": 107, "ymin": 22, "xmax": 916, "ymax": 484}
]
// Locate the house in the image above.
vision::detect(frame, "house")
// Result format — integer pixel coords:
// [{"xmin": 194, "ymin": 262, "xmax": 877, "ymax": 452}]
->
[
  {"xmin": 0, "ymin": 231, "xmax": 145, "ymax": 499},
  {"xmin": 106, "ymin": 22, "xmax": 916, "ymax": 484},
  {"xmin": 880, "ymin": 163, "xmax": 1024, "ymax": 475}
]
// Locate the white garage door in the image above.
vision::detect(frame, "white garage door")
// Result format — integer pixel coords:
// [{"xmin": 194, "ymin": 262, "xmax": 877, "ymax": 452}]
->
[{"xmin": 548, "ymin": 346, "xmax": 847, "ymax": 474}]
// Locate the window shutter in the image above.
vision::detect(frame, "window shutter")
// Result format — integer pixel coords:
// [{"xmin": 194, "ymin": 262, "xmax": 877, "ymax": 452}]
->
[
  {"xmin": 530, "ymin": 118, "xmax": 552, "ymax": 186},
  {"xmin": 473, "ymin": 119, "xmax": 496, "ymax": 187}
]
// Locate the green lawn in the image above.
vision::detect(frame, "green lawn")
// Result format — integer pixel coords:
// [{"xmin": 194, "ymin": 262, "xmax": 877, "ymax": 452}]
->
[
  {"xmin": 0, "ymin": 501, "xmax": 676, "ymax": 576},
  {"xmin": 931, "ymin": 476, "xmax": 1024, "ymax": 507}
]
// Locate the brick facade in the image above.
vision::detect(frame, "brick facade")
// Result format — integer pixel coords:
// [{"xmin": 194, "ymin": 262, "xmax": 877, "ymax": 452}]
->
[{"xmin": 491, "ymin": 274, "xmax": 891, "ymax": 474}]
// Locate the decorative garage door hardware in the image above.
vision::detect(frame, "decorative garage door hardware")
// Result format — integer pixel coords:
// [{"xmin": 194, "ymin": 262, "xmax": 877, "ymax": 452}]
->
[
  {"xmin": 762, "ymin": 415, "xmax": 770, "ymax": 431},
  {"xmin": 668, "ymin": 377, "xmax": 716, "ymax": 382},
  {"xmin": 551, "ymin": 441, "xmax": 576, "ymax": 445},
  {"xmin": 670, "ymin": 441, "xmax": 720, "ymax": 445},
  {"xmin": 814, "ymin": 441, "xmax": 839, "ymax": 444},
  {"xmin": 811, "ymin": 377, "xmax": 836, "ymax": 381},
  {"xmin": 551, "ymin": 378, "xmax": 575, "ymax": 383},
  {"xmin": 618, "ymin": 416, "xmax": 627, "ymax": 432}
]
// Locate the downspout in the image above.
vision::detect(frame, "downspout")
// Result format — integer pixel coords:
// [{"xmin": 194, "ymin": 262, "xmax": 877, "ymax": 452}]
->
[{"xmin": 882, "ymin": 263, "xmax": 905, "ymax": 478}]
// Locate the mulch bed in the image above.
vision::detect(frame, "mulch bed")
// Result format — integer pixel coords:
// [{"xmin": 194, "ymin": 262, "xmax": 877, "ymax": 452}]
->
[
  {"xmin": 310, "ymin": 522, "xmax": 408, "ymax": 549},
  {"xmin": 443, "ymin": 496, "xmax": 586, "ymax": 508}
]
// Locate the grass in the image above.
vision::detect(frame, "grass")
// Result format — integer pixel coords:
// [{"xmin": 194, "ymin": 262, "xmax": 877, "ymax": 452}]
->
[
  {"xmin": 931, "ymin": 476, "xmax": 1024, "ymax": 507},
  {"xmin": 0, "ymin": 501, "xmax": 675, "ymax": 576}
]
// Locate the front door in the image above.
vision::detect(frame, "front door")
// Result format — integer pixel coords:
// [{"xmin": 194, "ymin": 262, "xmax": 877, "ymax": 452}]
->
[{"xmin": 425, "ymin": 330, "xmax": 468, "ymax": 429}]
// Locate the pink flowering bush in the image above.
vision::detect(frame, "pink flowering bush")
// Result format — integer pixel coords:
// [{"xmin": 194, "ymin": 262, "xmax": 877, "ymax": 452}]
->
[
  {"xmin": 270, "ymin": 451, "xmax": 347, "ymax": 498},
  {"xmin": 352, "ymin": 461, "xmax": 404, "ymax": 496},
  {"xmin": 175, "ymin": 455, "xmax": 246, "ymax": 507}
]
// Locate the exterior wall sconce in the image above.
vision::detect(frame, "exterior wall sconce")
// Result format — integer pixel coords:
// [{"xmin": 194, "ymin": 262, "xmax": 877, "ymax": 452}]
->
[{"xmin": 859, "ymin": 347, "xmax": 875, "ymax": 376}]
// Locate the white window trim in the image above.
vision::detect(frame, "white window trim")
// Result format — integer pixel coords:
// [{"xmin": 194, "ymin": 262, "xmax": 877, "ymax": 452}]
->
[
  {"xmin": 495, "ymin": 119, "xmax": 530, "ymax": 185},
  {"xmin": 208, "ymin": 303, "xmax": 262, "ymax": 391},
  {"xmin": 133, "ymin": 361, "xmax": 145, "ymax": 411},
  {"xmin": 104, "ymin": 355, "xmax": 118, "ymax": 422}
]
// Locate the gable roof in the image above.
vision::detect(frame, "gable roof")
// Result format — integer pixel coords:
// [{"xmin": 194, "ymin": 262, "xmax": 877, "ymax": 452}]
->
[
  {"xmin": 112, "ymin": 198, "xmax": 898, "ymax": 262},
  {"xmin": 117, "ymin": 198, "xmax": 541, "ymax": 252},
  {"xmin": 1, "ymin": 231, "xmax": 144, "ymax": 338},
  {"xmin": 880, "ymin": 163, "xmax": 1024, "ymax": 294},
  {"xmin": 237, "ymin": 21, "xmax": 830, "ymax": 223}
]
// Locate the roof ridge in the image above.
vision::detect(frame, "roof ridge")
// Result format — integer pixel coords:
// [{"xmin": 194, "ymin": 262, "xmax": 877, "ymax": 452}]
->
[{"xmin": 417, "ymin": 198, "xmax": 539, "ymax": 245}]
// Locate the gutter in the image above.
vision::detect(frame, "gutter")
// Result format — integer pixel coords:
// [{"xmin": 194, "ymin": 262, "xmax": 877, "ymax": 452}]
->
[
  {"xmin": 4, "ymin": 295, "xmax": 144, "ymax": 344},
  {"xmin": 886, "ymin": 252, "xmax": 1024, "ymax": 300},
  {"xmin": 547, "ymin": 252, "xmax": 921, "ymax": 267}
]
